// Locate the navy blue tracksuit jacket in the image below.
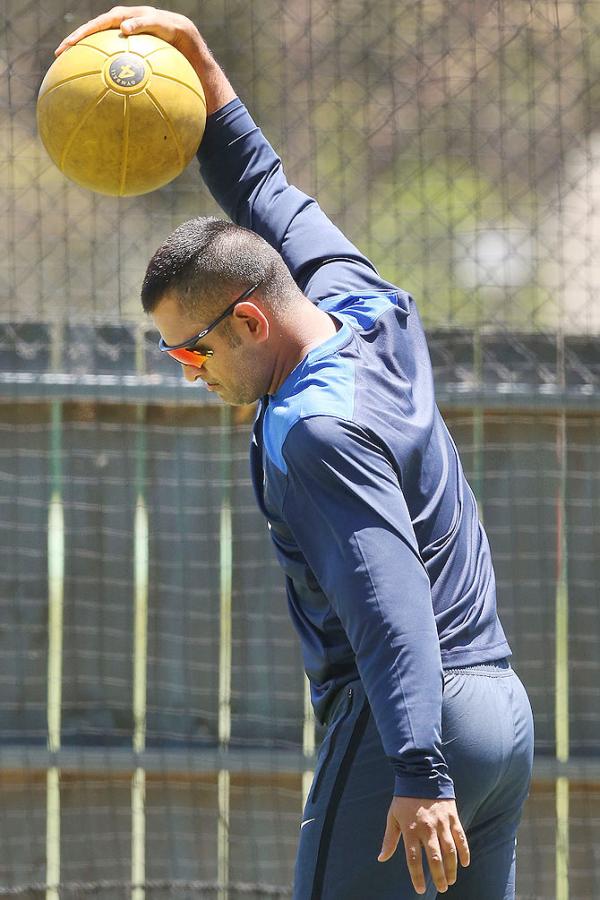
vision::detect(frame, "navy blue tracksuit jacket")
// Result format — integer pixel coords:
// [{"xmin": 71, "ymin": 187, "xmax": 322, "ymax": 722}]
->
[{"xmin": 198, "ymin": 98, "xmax": 512, "ymax": 803}]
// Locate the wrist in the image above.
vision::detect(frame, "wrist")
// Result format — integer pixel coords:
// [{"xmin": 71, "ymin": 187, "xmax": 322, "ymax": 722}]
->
[{"xmin": 183, "ymin": 37, "xmax": 236, "ymax": 115}]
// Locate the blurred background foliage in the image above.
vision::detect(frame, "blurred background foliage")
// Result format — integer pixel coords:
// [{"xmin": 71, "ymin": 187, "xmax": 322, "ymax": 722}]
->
[{"xmin": 1, "ymin": 0, "xmax": 599, "ymax": 333}]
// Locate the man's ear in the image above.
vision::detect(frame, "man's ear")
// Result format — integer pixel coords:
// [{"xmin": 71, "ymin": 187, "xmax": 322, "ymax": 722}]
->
[{"xmin": 232, "ymin": 301, "xmax": 270, "ymax": 344}]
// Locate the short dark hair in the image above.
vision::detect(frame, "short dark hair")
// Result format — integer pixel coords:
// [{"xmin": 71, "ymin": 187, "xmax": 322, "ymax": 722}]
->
[{"xmin": 141, "ymin": 217, "xmax": 301, "ymax": 317}]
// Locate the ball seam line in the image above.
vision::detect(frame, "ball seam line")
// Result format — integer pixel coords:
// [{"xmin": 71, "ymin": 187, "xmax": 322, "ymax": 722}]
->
[
  {"xmin": 145, "ymin": 90, "xmax": 185, "ymax": 170},
  {"xmin": 58, "ymin": 87, "xmax": 110, "ymax": 172},
  {"xmin": 149, "ymin": 73, "xmax": 207, "ymax": 109},
  {"xmin": 40, "ymin": 71, "xmax": 105, "ymax": 99},
  {"xmin": 119, "ymin": 94, "xmax": 131, "ymax": 197},
  {"xmin": 74, "ymin": 41, "xmax": 111, "ymax": 57}
]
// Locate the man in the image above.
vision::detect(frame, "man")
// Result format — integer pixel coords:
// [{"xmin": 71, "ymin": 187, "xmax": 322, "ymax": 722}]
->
[{"xmin": 57, "ymin": 8, "xmax": 534, "ymax": 899}]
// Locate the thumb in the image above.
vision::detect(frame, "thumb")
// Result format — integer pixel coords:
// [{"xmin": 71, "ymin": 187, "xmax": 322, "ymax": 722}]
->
[
  {"xmin": 120, "ymin": 17, "xmax": 178, "ymax": 45},
  {"xmin": 120, "ymin": 18, "xmax": 146, "ymax": 35},
  {"xmin": 378, "ymin": 814, "xmax": 401, "ymax": 862}
]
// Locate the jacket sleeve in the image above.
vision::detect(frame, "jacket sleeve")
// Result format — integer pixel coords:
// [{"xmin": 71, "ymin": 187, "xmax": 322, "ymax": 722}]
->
[
  {"xmin": 197, "ymin": 98, "xmax": 397, "ymax": 302},
  {"xmin": 281, "ymin": 414, "xmax": 455, "ymax": 800}
]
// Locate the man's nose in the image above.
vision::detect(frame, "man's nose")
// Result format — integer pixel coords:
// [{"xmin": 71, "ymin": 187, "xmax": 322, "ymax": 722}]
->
[{"xmin": 182, "ymin": 364, "xmax": 202, "ymax": 383}]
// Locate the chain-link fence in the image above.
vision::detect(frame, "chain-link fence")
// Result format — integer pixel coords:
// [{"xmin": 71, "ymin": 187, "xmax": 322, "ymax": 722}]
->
[{"xmin": 1, "ymin": 1, "xmax": 599, "ymax": 897}]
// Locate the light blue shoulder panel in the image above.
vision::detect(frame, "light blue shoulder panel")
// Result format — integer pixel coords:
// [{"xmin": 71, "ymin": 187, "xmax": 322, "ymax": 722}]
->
[
  {"xmin": 263, "ymin": 323, "xmax": 356, "ymax": 475},
  {"xmin": 262, "ymin": 291, "xmax": 408, "ymax": 475},
  {"xmin": 319, "ymin": 289, "xmax": 410, "ymax": 330}
]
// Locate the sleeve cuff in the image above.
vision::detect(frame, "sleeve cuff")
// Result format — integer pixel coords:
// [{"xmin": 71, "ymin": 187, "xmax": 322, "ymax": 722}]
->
[
  {"xmin": 393, "ymin": 772, "xmax": 455, "ymax": 800},
  {"xmin": 197, "ymin": 97, "xmax": 254, "ymax": 162}
]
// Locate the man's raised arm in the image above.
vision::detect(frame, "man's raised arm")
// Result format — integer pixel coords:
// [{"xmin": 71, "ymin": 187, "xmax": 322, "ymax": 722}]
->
[
  {"xmin": 55, "ymin": 6, "xmax": 394, "ymax": 300},
  {"xmin": 198, "ymin": 98, "xmax": 396, "ymax": 300}
]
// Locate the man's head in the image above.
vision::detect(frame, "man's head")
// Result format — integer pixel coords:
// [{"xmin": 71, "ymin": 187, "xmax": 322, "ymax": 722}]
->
[{"xmin": 143, "ymin": 217, "xmax": 305, "ymax": 404}]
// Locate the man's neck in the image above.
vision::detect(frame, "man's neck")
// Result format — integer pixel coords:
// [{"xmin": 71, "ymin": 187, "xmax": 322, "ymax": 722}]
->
[{"xmin": 267, "ymin": 306, "xmax": 341, "ymax": 396}]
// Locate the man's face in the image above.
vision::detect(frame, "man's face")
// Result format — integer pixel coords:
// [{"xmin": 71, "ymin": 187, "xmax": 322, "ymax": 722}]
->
[{"xmin": 152, "ymin": 292, "xmax": 269, "ymax": 405}]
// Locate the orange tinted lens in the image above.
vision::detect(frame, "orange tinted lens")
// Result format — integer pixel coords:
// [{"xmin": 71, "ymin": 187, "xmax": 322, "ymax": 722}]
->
[{"xmin": 167, "ymin": 348, "xmax": 208, "ymax": 367}]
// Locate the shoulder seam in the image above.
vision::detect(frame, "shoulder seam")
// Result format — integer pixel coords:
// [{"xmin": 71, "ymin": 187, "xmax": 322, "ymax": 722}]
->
[{"xmin": 280, "ymin": 414, "xmax": 359, "ymax": 513}]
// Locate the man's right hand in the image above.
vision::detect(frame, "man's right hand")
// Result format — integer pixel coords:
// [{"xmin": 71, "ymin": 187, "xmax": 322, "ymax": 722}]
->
[{"xmin": 54, "ymin": 5, "xmax": 236, "ymax": 115}]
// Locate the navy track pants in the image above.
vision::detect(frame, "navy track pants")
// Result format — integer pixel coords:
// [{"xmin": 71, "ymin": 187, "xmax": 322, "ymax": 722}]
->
[{"xmin": 293, "ymin": 660, "xmax": 534, "ymax": 900}]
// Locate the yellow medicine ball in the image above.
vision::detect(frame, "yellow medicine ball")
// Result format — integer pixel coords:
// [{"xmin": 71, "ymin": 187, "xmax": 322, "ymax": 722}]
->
[{"xmin": 37, "ymin": 29, "xmax": 206, "ymax": 197}]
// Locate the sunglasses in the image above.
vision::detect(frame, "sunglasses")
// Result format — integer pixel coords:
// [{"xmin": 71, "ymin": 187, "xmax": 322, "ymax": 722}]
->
[{"xmin": 158, "ymin": 281, "xmax": 263, "ymax": 367}]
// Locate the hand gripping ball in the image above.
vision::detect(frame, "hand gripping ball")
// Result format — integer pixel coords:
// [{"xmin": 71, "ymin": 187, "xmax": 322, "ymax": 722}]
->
[{"xmin": 37, "ymin": 29, "xmax": 206, "ymax": 196}]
